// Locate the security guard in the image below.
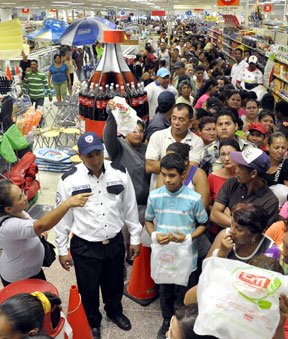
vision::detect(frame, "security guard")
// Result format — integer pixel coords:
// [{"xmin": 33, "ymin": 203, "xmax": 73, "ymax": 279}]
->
[{"xmin": 55, "ymin": 132, "xmax": 141, "ymax": 339}]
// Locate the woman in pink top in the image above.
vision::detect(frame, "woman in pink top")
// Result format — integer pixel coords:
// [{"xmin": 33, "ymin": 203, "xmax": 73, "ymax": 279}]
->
[
  {"xmin": 226, "ymin": 90, "xmax": 245, "ymax": 117},
  {"xmin": 194, "ymin": 78, "xmax": 218, "ymax": 109},
  {"xmin": 208, "ymin": 138, "xmax": 240, "ymax": 240}
]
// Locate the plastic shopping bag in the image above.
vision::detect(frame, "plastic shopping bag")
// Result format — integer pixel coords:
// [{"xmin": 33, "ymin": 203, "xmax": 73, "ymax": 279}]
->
[
  {"xmin": 150, "ymin": 232, "xmax": 194, "ymax": 286},
  {"xmin": 111, "ymin": 96, "xmax": 139, "ymax": 136},
  {"xmin": 194, "ymin": 257, "xmax": 288, "ymax": 339}
]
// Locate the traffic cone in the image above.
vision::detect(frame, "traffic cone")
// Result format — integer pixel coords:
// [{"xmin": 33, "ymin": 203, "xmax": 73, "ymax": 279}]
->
[
  {"xmin": 6, "ymin": 66, "xmax": 12, "ymax": 80},
  {"xmin": 65, "ymin": 285, "xmax": 93, "ymax": 339},
  {"xmin": 124, "ymin": 243, "xmax": 159, "ymax": 306},
  {"xmin": 15, "ymin": 66, "xmax": 20, "ymax": 75}
]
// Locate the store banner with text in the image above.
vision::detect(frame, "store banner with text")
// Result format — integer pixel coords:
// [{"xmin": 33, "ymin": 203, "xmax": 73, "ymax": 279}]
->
[
  {"xmin": 151, "ymin": 11, "xmax": 165, "ymax": 16},
  {"xmin": 217, "ymin": 0, "xmax": 239, "ymax": 6}
]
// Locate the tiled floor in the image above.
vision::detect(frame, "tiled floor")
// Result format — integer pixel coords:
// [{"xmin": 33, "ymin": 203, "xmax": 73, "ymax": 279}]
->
[{"xmin": 28, "ymin": 163, "xmax": 162, "ymax": 338}]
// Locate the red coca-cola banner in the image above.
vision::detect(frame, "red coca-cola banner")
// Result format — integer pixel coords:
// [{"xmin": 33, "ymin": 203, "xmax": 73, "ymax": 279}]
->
[{"xmin": 151, "ymin": 11, "xmax": 165, "ymax": 16}]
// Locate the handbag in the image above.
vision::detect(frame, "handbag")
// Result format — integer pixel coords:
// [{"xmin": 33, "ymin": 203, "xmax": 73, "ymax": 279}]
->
[{"xmin": 39, "ymin": 235, "xmax": 56, "ymax": 267}]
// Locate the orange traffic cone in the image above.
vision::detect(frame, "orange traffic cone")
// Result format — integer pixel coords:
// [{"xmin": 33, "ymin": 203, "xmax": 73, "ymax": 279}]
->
[
  {"xmin": 65, "ymin": 285, "xmax": 93, "ymax": 339},
  {"xmin": 124, "ymin": 243, "xmax": 159, "ymax": 306},
  {"xmin": 6, "ymin": 66, "xmax": 12, "ymax": 80},
  {"xmin": 16, "ymin": 66, "xmax": 20, "ymax": 75}
]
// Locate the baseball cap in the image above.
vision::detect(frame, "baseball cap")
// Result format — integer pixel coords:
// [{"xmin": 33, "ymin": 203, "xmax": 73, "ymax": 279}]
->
[
  {"xmin": 230, "ymin": 148, "xmax": 271, "ymax": 175},
  {"xmin": 248, "ymin": 122, "xmax": 267, "ymax": 135},
  {"xmin": 157, "ymin": 91, "xmax": 176, "ymax": 113},
  {"xmin": 77, "ymin": 132, "xmax": 104, "ymax": 155},
  {"xmin": 174, "ymin": 61, "xmax": 185, "ymax": 68},
  {"xmin": 248, "ymin": 55, "xmax": 258, "ymax": 64},
  {"xmin": 157, "ymin": 68, "xmax": 170, "ymax": 78}
]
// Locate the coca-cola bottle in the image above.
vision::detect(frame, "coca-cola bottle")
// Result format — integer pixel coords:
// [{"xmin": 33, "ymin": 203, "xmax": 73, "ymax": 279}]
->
[
  {"xmin": 79, "ymin": 82, "xmax": 87, "ymax": 117},
  {"xmin": 137, "ymin": 83, "xmax": 145, "ymax": 118},
  {"xmin": 87, "ymin": 82, "xmax": 95, "ymax": 120},
  {"xmin": 108, "ymin": 85, "xmax": 115, "ymax": 101},
  {"xmin": 130, "ymin": 82, "xmax": 139, "ymax": 113},
  {"xmin": 82, "ymin": 84, "xmax": 89, "ymax": 118},
  {"xmin": 119, "ymin": 86, "xmax": 128, "ymax": 102},
  {"xmin": 95, "ymin": 86, "xmax": 107, "ymax": 121},
  {"xmin": 115, "ymin": 84, "xmax": 121, "ymax": 97},
  {"xmin": 141, "ymin": 82, "xmax": 148, "ymax": 116}
]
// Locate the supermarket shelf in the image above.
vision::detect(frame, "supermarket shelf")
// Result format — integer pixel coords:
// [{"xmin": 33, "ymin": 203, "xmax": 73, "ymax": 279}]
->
[
  {"xmin": 222, "ymin": 49, "xmax": 236, "ymax": 62},
  {"xmin": 208, "ymin": 29, "xmax": 222, "ymax": 35},
  {"xmin": 273, "ymin": 73, "xmax": 288, "ymax": 84},
  {"xmin": 275, "ymin": 57, "xmax": 288, "ymax": 66},
  {"xmin": 270, "ymin": 88, "xmax": 288, "ymax": 102},
  {"xmin": 223, "ymin": 35, "xmax": 268, "ymax": 58},
  {"xmin": 222, "ymin": 42, "xmax": 232, "ymax": 49}
]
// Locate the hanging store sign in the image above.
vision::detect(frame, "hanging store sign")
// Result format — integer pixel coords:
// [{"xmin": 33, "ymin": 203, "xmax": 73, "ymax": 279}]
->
[
  {"xmin": 263, "ymin": 4, "xmax": 272, "ymax": 12},
  {"xmin": 21, "ymin": 8, "xmax": 30, "ymax": 14},
  {"xmin": 186, "ymin": 11, "xmax": 192, "ymax": 16},
  {"xmin": 217, "ymin": 0, "xmax": 239, "ymax": 6},
  {"xmin": 151, "ymin": 11, "xmax": 166, "ymax": 16}
]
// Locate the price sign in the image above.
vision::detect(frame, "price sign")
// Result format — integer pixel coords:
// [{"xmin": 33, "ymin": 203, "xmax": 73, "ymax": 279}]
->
[{"xmin": 263, "ymin": 4, "xmax": 272, "ymax": 12}]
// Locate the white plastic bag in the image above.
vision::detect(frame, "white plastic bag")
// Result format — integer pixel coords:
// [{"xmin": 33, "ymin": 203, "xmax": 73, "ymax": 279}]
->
[
  {"xmin": 194, "ymin": 257, "xmax": 288, "ymax": 339},
  {"xmin": 150, "ymin": 232, "xmax": 194, "ymax": 286},
  {"xmin": 111, "ymin": 96, "xmax": 139, "ymax": 136}
]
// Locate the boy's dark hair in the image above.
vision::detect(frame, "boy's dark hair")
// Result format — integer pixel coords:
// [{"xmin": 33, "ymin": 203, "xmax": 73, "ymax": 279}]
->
[
  {"xmin": 30, "ymin": 59, "xmax": 38, "ymax": 64},
  {"xmin": 160, "ymin": 153, "xmax": 186, "ymax": 175},
  {"xmin": 194, "ymin": 65, "xmax": 205, "ymax": 73}
]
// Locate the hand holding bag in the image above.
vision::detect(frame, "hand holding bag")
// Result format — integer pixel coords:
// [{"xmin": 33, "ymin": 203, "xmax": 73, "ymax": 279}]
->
[{"xmin": 150, "ymin": 232, "xmax": 194, "ymax": 286}]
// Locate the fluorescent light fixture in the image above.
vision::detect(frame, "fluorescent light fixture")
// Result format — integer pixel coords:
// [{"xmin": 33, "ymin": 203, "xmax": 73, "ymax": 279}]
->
[{"xmin": 1, "ymin": 2, "xmax": 16, "ymax": 3}]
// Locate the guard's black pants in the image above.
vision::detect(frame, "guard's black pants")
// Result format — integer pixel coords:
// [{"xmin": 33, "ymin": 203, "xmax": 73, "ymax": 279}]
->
[{"xmin": 71, "ymin": 232, "xmax": 125, "ymax": 327}]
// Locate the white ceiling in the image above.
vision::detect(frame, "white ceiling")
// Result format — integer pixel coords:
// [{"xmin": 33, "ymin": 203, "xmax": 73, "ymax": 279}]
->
[
  {"xmin": 0, "ymin": 0, "xmax": 222, "ymax": 12},
  {"xmin": 0, "ymin": 0, "xmax": 286, "ymax": 13}
]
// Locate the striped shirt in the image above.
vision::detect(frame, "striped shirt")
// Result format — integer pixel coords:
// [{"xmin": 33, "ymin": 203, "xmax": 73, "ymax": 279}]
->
[
  {"xmin": 145, "ymin": 184, "xmax": 208, "ymax": 270},
  {"xmin": 22, "ymin": 71, "xmax": 51, "ymax": 99}
]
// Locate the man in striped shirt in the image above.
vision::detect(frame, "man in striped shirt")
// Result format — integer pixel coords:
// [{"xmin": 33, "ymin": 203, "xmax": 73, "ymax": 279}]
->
[
  {"xmin": 145, "ymin": 153, "xmax": 208, "ymax": 339},
  {"xmin": 20, "ymin": 59, "xmax": 52, "ymax": 108}
]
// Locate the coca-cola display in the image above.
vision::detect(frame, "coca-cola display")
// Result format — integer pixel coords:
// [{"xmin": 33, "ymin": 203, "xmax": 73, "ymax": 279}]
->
[{"xmin": 79, "ymin": 30, "xmax": 149, "ymax": 137}]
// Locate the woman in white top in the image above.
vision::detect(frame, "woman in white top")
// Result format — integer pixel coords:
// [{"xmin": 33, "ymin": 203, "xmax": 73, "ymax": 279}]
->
[
  {"xmin": 176, "ymin": 80, "xmax": 194, "ymax": 107},
  {"xmin": 0, "ymin": 179, "xmax": 91, "ymax": 286}
]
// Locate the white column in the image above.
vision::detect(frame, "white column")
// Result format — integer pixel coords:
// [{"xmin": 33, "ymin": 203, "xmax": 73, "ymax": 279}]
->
[
  {"xmin": 245, "ymin": 0, "xmax": 249, "ymax": 27},
  {"xmin": 0, "ymin": 8, "xmax": 13, "ymax": 22}
]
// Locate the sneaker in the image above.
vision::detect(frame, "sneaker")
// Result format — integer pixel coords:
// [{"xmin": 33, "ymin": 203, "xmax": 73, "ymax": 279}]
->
[{"xmin": 157, "ymin": 319, "xmax": 170, "ymax": 339}]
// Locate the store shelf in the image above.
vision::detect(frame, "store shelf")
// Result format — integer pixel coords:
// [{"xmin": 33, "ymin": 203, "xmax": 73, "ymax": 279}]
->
[
  {"xmin": 208, "ymin": 29, "xmax": 222, "ymax": 35},
  {"xmin": 222, "ymin": 42, "xmax": 232, "ymax": 49},
  {"xmin": 222, "ymin": 49, "xmax": 236, "ymax": 62},
  {"xmin": 273, "ymin": 74, "xmax": 288, "ymax": 84},
  {"xmin": 223, "ymin": 35, "xmax": 268, "ymax": 58},
  {"xmin": 270, "ymin": 88, "xmax": 288, "ymax": 102},
  {"xmin": 275, "ymin": 57, "xmax": 288, "ymax": 66}
]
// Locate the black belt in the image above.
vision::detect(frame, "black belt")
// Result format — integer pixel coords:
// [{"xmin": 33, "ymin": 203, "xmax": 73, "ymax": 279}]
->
[{"xmin": 74, "ymin": 231, "xmax": 122, "ymax": 246}]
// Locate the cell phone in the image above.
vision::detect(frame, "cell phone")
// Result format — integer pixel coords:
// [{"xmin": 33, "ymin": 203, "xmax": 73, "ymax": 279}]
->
[{"xmin": 226, "ymin": 228, "xmax": 230, "ymax": 235}]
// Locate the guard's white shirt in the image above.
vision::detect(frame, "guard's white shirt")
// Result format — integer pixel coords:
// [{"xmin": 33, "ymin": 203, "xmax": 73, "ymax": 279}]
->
[
  {"xmin": 145, "ymin": 80, "xmax": 177, "ymax": 120},
  {"xmin": 231, "ymin": 59, "xmax": 248, "ymax": 88},
  {"xmin": 55, "ymin": 161, "xmax": 142, "ymax": 256},
  {"xmin": 145, "ymin": 126, "xmax": 204, "ymax": 191}
]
